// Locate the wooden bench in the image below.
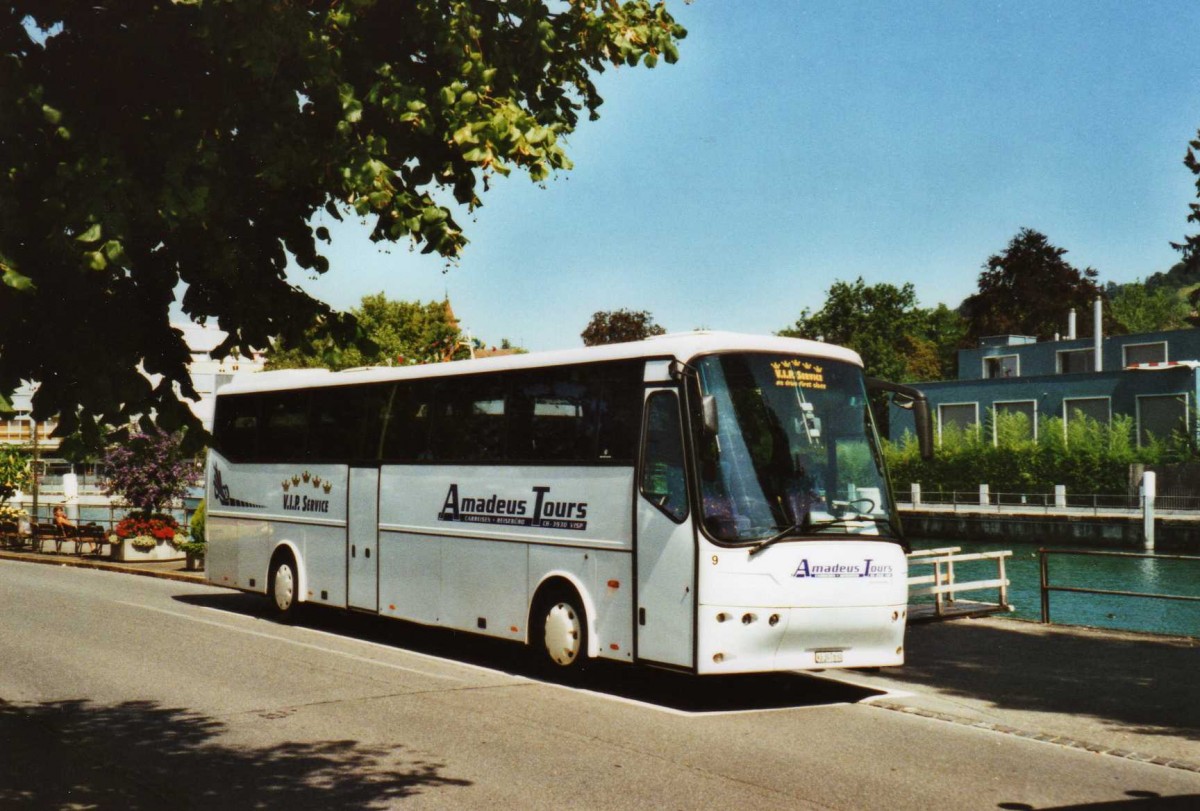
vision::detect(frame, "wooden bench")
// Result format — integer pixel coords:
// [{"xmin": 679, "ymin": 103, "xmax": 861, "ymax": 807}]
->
[{"xmin": 75, "ymin": 523, "xmax": 107, "ymax": 555}]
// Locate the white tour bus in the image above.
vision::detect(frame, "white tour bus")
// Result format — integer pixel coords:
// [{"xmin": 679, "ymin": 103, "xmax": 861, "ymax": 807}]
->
[{"xmin": 206, "ymin": 331, "xmax": 931, "ymax": 675}]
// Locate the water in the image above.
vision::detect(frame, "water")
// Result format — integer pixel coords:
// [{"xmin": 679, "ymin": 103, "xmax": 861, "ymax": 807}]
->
[{"xmin": 910, "ymin": 538, "xmax": 1200, "ymax": 639}]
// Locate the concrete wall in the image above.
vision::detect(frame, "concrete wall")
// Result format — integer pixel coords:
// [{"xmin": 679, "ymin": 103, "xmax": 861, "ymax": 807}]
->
[{"xmin": 902, "ymin": 510, "xmax": 1200, "ymax": 553}]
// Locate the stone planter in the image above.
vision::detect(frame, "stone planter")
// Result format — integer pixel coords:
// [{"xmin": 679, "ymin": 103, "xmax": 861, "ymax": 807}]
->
[
  {"xmin": 111, "ymin": 538, "xmax": 184, "ymax": 562},
  {"xmin": 184, "ymin": 551, "xmax": 205, "ymax": 571}
]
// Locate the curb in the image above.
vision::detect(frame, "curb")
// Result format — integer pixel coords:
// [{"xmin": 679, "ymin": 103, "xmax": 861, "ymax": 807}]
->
[
  {"xmin": 873, "ymin": 700, "xmax": 1200, "ymax": 774},
  {"xmin": 0, "ymin": 550, "xmax": 207, "ymax": 586}
]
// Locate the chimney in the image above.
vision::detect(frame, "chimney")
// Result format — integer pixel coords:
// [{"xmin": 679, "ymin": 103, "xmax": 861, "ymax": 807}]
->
[
  {"xmin": 1067, "ymin": 308, "xmax": 1077, "ymax": 340},
  {"xmin": 1093, "ymin": 297, "xmax": 1103, "ymax": 372}
]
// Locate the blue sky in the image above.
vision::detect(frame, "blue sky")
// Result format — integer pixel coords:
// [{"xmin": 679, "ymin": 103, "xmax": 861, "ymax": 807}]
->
[{"xmin": 298, "ymin": 1, "xmax": 1200, "ymax": 351}]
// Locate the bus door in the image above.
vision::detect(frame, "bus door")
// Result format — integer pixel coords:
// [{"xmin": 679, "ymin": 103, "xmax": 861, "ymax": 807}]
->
[
  {"xmin": 635, "ymin": 389, "xmax": 695, "ymax": 668},
  {"xmin": 347, "ymin": 466, "xmax": 380, "ymax": 611}
]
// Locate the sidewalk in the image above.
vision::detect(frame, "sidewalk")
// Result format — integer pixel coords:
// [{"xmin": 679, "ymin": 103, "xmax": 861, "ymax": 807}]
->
[
  {"xmin": 2, "ymin": 547, "xmax": 1197, "ymax": 772},
  {"xmin": 843, "ymin": 616, "xmax": 1200, "ymax": 772},
  {"xmin": 0, "ymin": 547, "xmax": 206, "ymax": 584}
]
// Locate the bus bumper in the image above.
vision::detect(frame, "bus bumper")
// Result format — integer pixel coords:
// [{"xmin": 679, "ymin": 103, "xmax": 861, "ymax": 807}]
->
[{"xmin": 695, "ymin": 603, "xmax": 907, "ymax": 675}]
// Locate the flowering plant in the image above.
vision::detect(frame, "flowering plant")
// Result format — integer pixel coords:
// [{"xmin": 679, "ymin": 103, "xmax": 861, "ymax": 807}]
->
[
  {"xmin": 111, "ymin": 511, "xmax": 183, "ymax": 549},
  {"xmin": 103, "ymin": 429, "xmax": 201, "ymax": 513},
  {"xmin": 0, "ymin": 503, "xmax": 27, "ymax": 526},
  {"xmin": 0, "ymin": 447, "xmax": 31, "ymax": 503}
]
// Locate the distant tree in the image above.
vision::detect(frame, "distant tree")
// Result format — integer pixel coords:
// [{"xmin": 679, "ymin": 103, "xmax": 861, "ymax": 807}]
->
[
  {"xmin": 1172, "ymin": 130, "xmax": 1200, "ymax": 276},
  {"xmin": 920, "ymin": 303, "xmax": 969, "ymax": 379},
  {"xmin": 960, "ymin": 229, "xmax": 1103, "ymax": 342},
  {"xmin": 266, "ymin": 295, "xmax": 469, "ymax": 370},
  {"xmin": 581, "ymin": 310, "xmax": 667, "ymax": 346},
  {"xmin": 0, "ymin": 3, "xmax": 686, "ymax": 451},
  {"xmin": 1141, "ymin": 261, "xmax": 1200, "ymax": 292},
  {"xmin": 1108, "ymin": 282, "xmax": 1191, "ymax": 334},
  {"xmin": 779, "ymin": 278, "xmax": 958, "ymax": 382}
]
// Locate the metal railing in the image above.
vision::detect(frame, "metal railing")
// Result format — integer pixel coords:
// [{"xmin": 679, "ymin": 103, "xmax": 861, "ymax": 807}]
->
[
  {"xmin": 901, "ymin": 490, "xmax": 1200, "ymax": 514},
  {"xmin": 907, "ymin": 546, "xmax": 1013, "ymax": 617},
  {"xmin": 1037, "ymin": 548, "xmax": 1200, "ymax": 627}
]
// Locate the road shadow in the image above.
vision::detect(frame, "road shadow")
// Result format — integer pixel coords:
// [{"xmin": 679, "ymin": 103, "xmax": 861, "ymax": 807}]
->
[
  {"xmin": 0, "ymin": 697, "xmax": 470, "ymax": 810},
  {"xmin": 899, "ymin": 620, "xmax": 1200, "ymax": 742},
  {"xmin": 999, "ymin": 791, "xmax": 1200, "ymax": 809},
  {"xmin": 174, "ymin": 592, "xmax": 885, "ymax": 713}
]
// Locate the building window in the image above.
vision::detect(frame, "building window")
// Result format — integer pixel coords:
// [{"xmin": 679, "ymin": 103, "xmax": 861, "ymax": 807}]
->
[
  {"xmin": 983, "ymin": 355, "xmax": 1019, "ymax": 379},
  {"xmin": 1137, "ymin": 394, "xmax": 1189, "ymax": 446},
  {"xmin": 1062, "ymin": 397, "xmax": 1110, "ymax": 430},
  {"xmin": 938, "ymin": 403, "xmax": 979, "ymax": 442},
  {"xmin": 992, "ymin": 401, "xmax": 1036, "ymax": 443},
  {"xmin": 1123, "ymin": 342, "xmax": 1167, "ymax": 367},
  {"xmin": 1057, "ymin": 349, "xmax": 1094, "ymax": 374}
]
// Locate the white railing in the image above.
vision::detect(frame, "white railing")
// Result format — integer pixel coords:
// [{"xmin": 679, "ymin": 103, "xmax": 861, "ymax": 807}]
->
[{"xmin": 907, "ymin": 546, "xmax": 1012, "ymax": 618}]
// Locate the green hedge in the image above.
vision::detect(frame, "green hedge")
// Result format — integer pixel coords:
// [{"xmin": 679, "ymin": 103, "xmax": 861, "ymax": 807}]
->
[{"xmin": 885, "ymin": 411, "xmax": 1195, "ymax": 495}]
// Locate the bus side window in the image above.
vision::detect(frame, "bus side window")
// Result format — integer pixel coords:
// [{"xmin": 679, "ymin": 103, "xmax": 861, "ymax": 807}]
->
[
  {"xmin": 597, "ymin": 362, "xmax": 642, "ymax": 462},
  {"xmin": 259, "ymin": 391, "xmax": 310, "ymax": 462},
  {"xmin": 511, "ymin": 368, "xmax": 598, "ymax": 462},
  {"xmin": 430, "ymin": 375, "xmax": 506, "ymax": 462},
  {"xmin": 213, "ymin": 394, "xmax": 261, "ymax": 462},
  {"xmin": 640, "ymin": 392, "xmax": 688, "ymax": 522},
  {"xmin": 309, "ymin": 385, "xmax": 370, "ymax": 462},
  {"xmin": 379, "ymin": 382, "xmax": 433, "ymax": 462}
]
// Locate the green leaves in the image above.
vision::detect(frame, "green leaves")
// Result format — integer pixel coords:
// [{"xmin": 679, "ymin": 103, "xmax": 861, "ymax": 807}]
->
[
  {"xmin": 779, "ymin": 277, "xmax": 963, "ymax": 383},
  {"xmin": 0, "ymin": 0, "xmax": 685, "ymax": 449},
  {"xmin": 75, "ymin": 223, "xmax": 102, "ymax": 243},
  {"xmin": 0, "ymin": 260, "xmax": 34, "ymax": 292}
]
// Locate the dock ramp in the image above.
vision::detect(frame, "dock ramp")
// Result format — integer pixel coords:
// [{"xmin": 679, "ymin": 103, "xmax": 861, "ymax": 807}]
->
[{"xmin": 907, "ymin": 547, "xmax": 1013, "ymax": 623}]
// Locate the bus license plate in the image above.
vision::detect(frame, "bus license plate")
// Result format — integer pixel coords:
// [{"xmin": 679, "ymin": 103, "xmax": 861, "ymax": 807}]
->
[{"xmin": 815, "ymin": 650, "xmax": 843, "ymax": 664}]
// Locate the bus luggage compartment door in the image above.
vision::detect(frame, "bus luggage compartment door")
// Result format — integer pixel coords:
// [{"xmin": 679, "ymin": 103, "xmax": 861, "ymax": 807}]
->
[{"xmin": 347, "ymin": 466, "xmax": 381, "ymax": 611}]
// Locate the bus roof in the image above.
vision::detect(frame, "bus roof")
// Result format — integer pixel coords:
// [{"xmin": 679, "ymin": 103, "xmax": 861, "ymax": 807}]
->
[{"xmin": 214, "ymin": 331, "xmax": 864, "ymax": 396}]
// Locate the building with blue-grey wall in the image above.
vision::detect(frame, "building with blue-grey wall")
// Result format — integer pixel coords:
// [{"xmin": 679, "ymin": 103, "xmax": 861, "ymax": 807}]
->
[{"xmin": 890, "ymin": 318, "xmax": 1200, "ymax": 447}]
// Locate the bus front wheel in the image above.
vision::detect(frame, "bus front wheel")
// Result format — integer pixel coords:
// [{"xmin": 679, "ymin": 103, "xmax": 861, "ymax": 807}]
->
[
  {"xmin": 268, "ymin": 552, "xmax": 299, "ymax": 622},
  {"xmin": 535, "ymin": 588, "xmax": 589, "ymax": 675}
]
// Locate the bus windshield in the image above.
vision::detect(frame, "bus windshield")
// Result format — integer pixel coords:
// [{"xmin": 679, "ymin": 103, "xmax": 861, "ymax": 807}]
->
[{"xmin": 691, "ymin": 353, "xmax": 896, "ymax": 544}]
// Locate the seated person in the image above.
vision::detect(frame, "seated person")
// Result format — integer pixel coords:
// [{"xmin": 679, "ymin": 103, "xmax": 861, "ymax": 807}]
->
[{"xmin": 53, "ymin": 506, "xmax": 75, "ymax": 533}]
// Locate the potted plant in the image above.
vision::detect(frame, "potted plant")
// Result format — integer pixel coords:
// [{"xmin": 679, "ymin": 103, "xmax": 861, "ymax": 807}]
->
[
  {"xmin": 103, "ymin": 428, "xmax": 200, "ymax": 563},
  {"xmin": 179, "ymin": 500, "xmax": 206, "ymax": 571}
]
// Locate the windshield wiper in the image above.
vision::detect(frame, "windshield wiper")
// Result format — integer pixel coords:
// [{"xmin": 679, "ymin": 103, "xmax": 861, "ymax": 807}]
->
[{"xmin": 747, "ymin": 512, "xmax": 811, "ymax": 557}]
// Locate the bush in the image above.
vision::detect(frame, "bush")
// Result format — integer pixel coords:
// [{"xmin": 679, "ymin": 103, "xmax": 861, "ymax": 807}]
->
[
  {"xmin": 189, "ymin": 499, "xmax": 206, "ymax": 544},
  {"xmin": 885, "ymin": 410, "xmax": 1196, "ymax": 495}
]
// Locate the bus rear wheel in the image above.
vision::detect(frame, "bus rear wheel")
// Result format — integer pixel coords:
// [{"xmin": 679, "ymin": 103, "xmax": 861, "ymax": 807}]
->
[
  {"xmin": 535, "ymin": 588, "xmax": 588, "ymax": 675},
  {"xmin": 268, "ymin": 552, "xmax": 299, "ymax": 622}
]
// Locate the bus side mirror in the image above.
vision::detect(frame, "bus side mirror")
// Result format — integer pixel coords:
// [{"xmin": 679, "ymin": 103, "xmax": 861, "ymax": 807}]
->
[
  {"xmin": 701, "ymin": 395, "xmax": 719, "ymax": 436},
  {"xmin": 866, "ymin": 378, "xmax": 933, "ymax": 461}
]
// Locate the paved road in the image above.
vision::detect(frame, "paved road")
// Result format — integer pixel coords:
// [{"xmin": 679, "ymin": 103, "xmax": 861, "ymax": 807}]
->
[{"xmin": 1, "ymin": 560, "xmax": 1197, "ymax": 810}]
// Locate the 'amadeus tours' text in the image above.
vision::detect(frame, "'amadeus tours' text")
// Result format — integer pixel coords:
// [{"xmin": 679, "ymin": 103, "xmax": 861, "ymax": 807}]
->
[{"xmin": 439, "ymin": 484, "xmax": 588, "ymax": 531}]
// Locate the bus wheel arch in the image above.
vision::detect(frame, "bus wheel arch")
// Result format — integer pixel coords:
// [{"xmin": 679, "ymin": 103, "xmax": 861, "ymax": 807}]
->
[
  {"xmin": 529, "ymin": 576, "xmax": 594, "ymax": 672},
  {"xmin": 267, "ymin": 543, "xmax": 304, "ymax": 621}
]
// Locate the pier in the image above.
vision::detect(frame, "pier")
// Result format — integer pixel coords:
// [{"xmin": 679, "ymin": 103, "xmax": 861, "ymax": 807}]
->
[{"xmin": 900, "ymin": 500, "xmax": 1200, "ymax": 552}]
